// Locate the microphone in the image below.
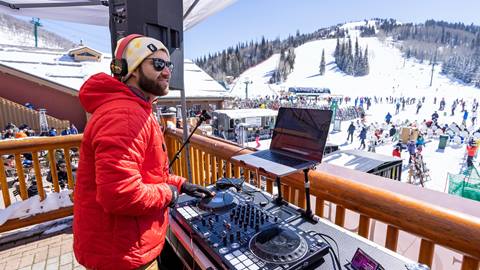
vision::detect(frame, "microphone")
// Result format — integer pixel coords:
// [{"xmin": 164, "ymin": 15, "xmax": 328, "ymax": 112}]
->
[{"xmin": 198, "ymin": 110, "xmax": 211, "ymax": 121}]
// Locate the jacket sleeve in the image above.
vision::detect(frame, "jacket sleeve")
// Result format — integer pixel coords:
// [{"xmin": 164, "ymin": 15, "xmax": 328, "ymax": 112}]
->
[
  {"xmin": 167, "ymin": 174, "xmax": 186, "ymax": 193},
  {"xmin": 91, "ymin": 108, "xmax": 173, "ymax": 216}
]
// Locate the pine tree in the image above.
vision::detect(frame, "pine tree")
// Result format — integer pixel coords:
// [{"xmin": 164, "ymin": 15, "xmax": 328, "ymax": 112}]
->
[
  {"xmin": 334, "ymin": 37, "xmax": 340, "ymax": 58},
  {"xmin": 363, "ymin": 46, "xmax": 370, "ymax": 75},
  {"xmin": 319, "ymin": 49, "xmax": 326, "ymax": 75}
]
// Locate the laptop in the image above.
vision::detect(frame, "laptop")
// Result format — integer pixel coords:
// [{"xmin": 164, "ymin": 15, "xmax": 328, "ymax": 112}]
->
[{"xmin": 232, "ymin": 107, "xmax": 332, "ymax": 177}]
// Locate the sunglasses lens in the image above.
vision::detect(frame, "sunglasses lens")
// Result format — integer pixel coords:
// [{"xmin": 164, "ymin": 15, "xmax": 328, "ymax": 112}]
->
[{"xmin": 152, "ymin": 58, "xmax": 173, "ymax": 71}]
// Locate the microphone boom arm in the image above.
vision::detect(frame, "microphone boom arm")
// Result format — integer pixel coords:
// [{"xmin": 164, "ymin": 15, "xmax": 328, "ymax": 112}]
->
[{"xmin": 169, "ymin": 110, "xmax": 210, "ymax": 169}]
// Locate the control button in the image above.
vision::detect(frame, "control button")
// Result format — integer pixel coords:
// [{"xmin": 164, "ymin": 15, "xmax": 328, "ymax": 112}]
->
[
  {"xmin": 225, "ymin": 253, "xmax": 234, "ymax": 260},
  {"xmin": 234, "ymin": 263, "xmax": 245, "ymax": 270},
  {"xmin": 231, "ymin": 242, "xmax": 240, "ymax": 249},
  {"xmin": 219, "ymin": 247, "xmax": 229, "ymax": 254},
  {"xmin": 230, "ymin": 258, "xmax": 240, "ymax": 265},
  {"xmin": 238, "ymin": 254, "xmax": 247, "ymax": 261},
  {"xmin": 213, "ymin": 243, "xmax": 219, "ymax": 248},
  {"xmin": 233, "ymin": 250, "xmax": 242, "ymax": 256}
]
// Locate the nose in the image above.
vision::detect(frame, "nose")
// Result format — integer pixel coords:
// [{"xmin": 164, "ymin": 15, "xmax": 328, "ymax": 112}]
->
[{"xmin": 161, "ymin": 66, "xmax": 172, "ymax": 78}]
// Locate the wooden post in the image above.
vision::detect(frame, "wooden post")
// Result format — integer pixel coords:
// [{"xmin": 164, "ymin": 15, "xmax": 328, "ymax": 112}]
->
[
  {"xmin": 418, "ymin": 239, "xmax": 435, "ymax": 267},
  {"xmin": 385, "ymin": 225, "xmax": 399, "ymax": 252},
  {"xmin": 335, "ymin": 205, "xmax": 346, "ymax": 227}
]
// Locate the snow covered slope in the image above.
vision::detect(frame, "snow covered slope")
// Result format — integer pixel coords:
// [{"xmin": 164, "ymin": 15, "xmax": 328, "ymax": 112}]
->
[{"xmin": 231, "ymin": 21, "xmax": 479, "ymax": 99}]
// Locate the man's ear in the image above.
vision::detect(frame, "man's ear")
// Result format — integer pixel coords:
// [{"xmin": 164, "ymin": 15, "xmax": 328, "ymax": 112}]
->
[{"xmin": 126, "ymin": 67, "xmax": 140, "ymax": 84}]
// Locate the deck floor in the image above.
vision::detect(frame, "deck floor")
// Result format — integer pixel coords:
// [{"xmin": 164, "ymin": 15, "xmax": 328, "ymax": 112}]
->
[{"xmin": 0, "ymin": 228, "xmax": 84, "ymax": 270}]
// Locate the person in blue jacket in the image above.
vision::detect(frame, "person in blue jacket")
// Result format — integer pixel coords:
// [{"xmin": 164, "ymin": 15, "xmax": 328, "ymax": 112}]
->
[
  {"xmin": 416, "ymin": 135, "xmax": 425, "ymax": 150},
  {"xmin": 358, "ymin": 126, "xmax": 367, "ymax": 149},
  {"xmin": 385, "ymin": 112, "xmax": 392, "ymax": 124}
]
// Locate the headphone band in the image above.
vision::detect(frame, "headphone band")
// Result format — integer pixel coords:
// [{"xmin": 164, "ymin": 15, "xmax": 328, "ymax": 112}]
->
[{"xmin": 115, "ymin": 33, "xmax": 143, "ymax": 60}]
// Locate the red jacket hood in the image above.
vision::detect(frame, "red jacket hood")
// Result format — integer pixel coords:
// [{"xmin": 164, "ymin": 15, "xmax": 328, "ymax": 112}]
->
[{"xmin": 79, "ymin": 73, "xmax": 151, "ymax": 113}]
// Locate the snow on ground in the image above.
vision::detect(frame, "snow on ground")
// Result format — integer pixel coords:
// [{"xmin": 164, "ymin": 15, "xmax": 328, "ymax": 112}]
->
[
  {"xmin": 0, "ymin": 190, "xmax": 72, "ymax": 226},
  {"xmin": 239, "ymin": 22, "xmax": 480, "ymax": 193},
  {"xmin": 247, "ymin": 97, "xmax": 478, "ymax": 193}
]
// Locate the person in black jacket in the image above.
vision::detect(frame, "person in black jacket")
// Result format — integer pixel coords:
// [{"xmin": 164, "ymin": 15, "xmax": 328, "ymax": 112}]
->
[
  {"xmin": 347, "ymin": 122, "xmax": 356, "ymax": 143},
  {"xmin": 47, "ymin": 159, "xmax": 68, "ymax": 189}
]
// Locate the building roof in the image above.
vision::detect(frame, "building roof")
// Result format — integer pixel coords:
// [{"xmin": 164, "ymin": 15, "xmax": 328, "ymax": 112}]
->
[
  {"xmin": 323, "ymin": 149, "xmax": 402, "ymax": 173},
  {"xmin": 0, "ymin": 44, "xmax": 229, "ymax": 99},
  {"xmin": 67, "ymin": 46, "xmax": 102, "ymax": 56}
]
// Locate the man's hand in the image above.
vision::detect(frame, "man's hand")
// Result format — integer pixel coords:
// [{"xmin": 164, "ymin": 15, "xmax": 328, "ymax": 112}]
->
[{"xmin": 181, "ymin": 182, "xmax": 214, "ymax": 198}]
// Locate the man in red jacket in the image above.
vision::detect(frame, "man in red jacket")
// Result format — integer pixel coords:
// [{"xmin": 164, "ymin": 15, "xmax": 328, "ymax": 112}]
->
[{"xmin": 73, "ymin": 34, "xmax": 213, "ymax": 270}]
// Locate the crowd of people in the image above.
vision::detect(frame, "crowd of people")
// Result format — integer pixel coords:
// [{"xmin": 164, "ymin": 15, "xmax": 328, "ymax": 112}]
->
[{"xmin": 1, "ymin": 122, "xmax": 78, "ymax": 140}]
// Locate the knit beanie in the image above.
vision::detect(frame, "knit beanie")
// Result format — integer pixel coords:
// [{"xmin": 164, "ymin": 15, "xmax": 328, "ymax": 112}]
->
[{"xmin": 115, "ymin": 35, "xmax": 170, "ymax": 82}]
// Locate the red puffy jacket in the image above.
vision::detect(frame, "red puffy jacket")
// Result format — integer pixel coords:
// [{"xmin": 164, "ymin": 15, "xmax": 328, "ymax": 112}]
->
[{"xmin": 73, "ymin": 73, "xmax": 185, "ymax": 269}]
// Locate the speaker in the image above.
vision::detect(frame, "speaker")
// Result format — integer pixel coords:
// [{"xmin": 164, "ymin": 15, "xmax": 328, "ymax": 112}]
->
[{"xmin": 109, "ymin": 0, "xmax": 184, "ymax": 90}]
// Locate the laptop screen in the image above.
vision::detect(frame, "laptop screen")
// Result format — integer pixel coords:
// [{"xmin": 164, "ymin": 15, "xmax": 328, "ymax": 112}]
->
[{"xmin": 270, "ymin": 107, "xmax": 332, "ymax": 162}]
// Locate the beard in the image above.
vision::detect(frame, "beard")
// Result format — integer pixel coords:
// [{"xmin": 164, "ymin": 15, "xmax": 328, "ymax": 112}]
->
[{"xmin": 138, "ymin": 65, "xmax": 169, "ymax": 96}]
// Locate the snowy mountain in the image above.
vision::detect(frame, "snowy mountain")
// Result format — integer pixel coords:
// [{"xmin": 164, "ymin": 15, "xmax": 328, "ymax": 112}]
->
[
  {"xmin": 229, "ymin": 20, "xmax": 480, "ymax": 99},
  {"xmin": 0, "ymin": 12, "xmax": 74, "ymax": 49}
]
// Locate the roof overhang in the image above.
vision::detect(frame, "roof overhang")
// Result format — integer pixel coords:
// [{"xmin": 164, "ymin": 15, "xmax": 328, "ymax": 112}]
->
[
  {"xmin": 0, "ymin": 0, "xmax": 237, "ymax": 31},
  {"xmin": 0, "ymin": 62, "xmax": 78, "ymax": 96}
]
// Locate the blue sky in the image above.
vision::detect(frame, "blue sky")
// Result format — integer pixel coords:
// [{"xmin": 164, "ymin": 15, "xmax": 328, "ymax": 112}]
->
[{"xmin": 32, "ymin": 0, "xmax": 480, "ymax": 59}]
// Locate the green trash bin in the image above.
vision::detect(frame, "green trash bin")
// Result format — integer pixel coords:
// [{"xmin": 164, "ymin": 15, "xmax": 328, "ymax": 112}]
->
[{"xmin": 438, "ymin": 135, "xmax": 449, "ymax": 149}]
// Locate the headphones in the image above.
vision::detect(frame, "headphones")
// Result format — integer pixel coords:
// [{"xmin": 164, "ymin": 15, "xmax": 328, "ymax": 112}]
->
[{"xmin": 110, "ymin": 34, "xmax": 143, "ymax": 80}]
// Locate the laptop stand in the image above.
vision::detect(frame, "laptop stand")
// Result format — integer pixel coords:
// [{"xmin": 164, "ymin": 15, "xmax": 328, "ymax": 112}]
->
[
  {"xmin": 273, "ymin": 176, "xmax": 288, "ymax": 206},
  {"xmin": 298, "ymin": 168, "xmax": 318, "ymax": 223}
]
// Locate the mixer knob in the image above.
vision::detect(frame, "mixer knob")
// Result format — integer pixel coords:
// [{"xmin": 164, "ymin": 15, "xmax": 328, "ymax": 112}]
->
[
  {"xmin": 236, "ymin": 230, "xmax": 241, "ymax": 238},
  {"xmin": 229, "ymin": 233, "xmax": 234, "ymax": 242},
  {"xmin": 226, "ymin": 223, "xmax": 231, "ymax": 230}
]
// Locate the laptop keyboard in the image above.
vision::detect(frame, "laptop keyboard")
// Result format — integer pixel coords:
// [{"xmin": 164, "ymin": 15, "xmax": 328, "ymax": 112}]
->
[{"xmin": 252, "ymin": 151, "xmax": 309, "ymax": 168}]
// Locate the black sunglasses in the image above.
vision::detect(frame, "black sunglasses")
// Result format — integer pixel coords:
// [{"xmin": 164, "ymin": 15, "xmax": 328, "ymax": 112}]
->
[{"xmin": 146, "ymin": 58, "xmax": 174, "ymax": 72}]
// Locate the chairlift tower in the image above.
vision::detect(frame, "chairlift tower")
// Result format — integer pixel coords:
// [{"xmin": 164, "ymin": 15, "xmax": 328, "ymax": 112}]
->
[
  {"xmin": 39, "ymin": 109, "xmax": 49, "ymax": 133},
  {"xmin": 243, "ymin": 78, "xmax": 253, "ymax": 99},
  {"xmin": 30, "ymin": 17, "xmax": 42, "ymax": 48}
]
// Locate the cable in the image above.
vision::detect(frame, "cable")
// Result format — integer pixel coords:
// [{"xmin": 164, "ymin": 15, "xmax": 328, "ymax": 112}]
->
[{"xmin": 308, "ymin": 231, "xmax": 342, "ymax": 270}]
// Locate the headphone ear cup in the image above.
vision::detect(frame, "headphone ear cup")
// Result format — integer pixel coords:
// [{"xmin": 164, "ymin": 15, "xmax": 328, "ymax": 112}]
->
[{"xmin": 110, "ymin": 59, "xmax": 128, "ymax": 79}]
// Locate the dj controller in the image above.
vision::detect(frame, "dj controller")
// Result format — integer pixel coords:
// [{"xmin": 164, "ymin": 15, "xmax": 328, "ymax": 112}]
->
[{"xmin": 171, "ymin": 180, "xmax": 330, "ymax": 270}]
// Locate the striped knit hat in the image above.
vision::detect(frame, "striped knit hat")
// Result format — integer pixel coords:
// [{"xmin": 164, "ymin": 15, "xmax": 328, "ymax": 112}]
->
[{"xmin": 115, "ymin": 35, "xmax": 170, "ymax": 82}]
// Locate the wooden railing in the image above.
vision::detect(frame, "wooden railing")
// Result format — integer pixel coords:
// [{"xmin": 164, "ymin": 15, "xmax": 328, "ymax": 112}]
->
[
  {"xmin": 1, "ymin": 130, "xmax": 480, "ymax": 269},
  {"xmin": 0, "ymin": 135, "xmax": 81, "ymax": 232},
  {"xmin": 165, "ymin": 128, "xmax": 480, "ymax": 270}
]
